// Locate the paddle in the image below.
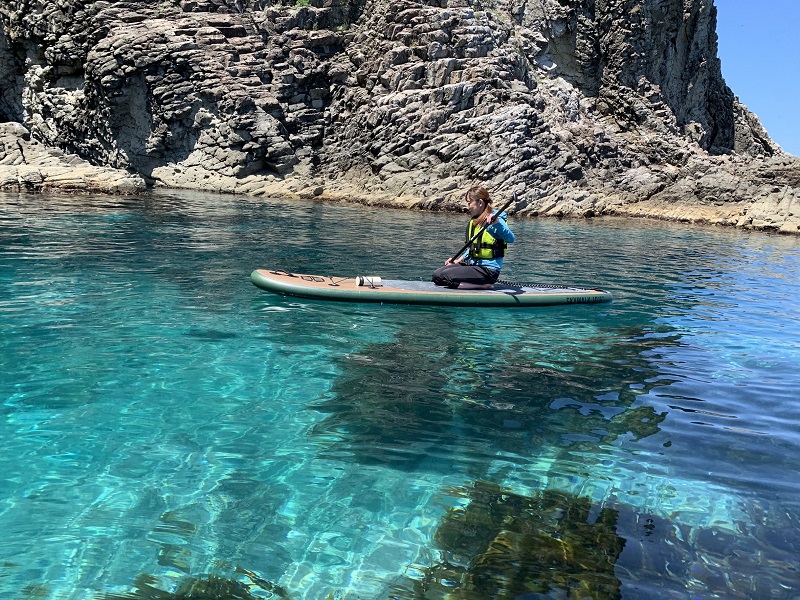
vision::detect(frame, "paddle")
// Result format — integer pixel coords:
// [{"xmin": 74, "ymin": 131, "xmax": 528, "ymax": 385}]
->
[{"xmin": 449, "ymin": 191, "xmax": 517, "ymax": 263}]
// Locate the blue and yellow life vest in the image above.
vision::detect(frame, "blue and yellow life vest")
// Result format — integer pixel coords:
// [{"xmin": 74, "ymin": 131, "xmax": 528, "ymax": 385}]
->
[{"xmin": 466, "ymin": 217, "xmax": 506, "ymax": 260}]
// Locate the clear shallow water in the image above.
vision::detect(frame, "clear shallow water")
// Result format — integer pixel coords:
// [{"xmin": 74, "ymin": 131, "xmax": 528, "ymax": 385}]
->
[{"xmin": 1, "ymin": 191, "xmax": 799, "ymax": 599}]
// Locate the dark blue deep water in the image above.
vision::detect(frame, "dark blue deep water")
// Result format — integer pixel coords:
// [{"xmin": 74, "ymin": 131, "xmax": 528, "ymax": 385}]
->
[{"xmin": 1, "ymin": 190, "xmax": 799, "ymax": 599}]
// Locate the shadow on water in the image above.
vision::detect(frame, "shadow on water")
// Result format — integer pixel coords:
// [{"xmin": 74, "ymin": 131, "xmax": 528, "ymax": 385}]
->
[{"xmin": 184, "ymin": 328, "xmax": 239, "ymax": 340}]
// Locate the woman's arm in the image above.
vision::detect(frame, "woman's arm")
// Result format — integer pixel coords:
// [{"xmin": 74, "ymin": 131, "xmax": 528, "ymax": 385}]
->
[{"xmin": 487, "ymin": 212, "xmax": 515, "ymax": 243}]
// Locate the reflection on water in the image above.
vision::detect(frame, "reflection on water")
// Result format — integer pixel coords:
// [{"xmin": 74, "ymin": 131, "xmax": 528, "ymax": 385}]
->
[{"xmin": 1, "ymin": 190, "xmax": 800, "ymax": 599}]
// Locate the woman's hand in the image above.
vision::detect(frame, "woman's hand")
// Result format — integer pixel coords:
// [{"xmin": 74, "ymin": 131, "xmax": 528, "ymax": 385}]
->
[{"xmin": 445, "ymin": 257, "xmax": 464, "ymax": 266}]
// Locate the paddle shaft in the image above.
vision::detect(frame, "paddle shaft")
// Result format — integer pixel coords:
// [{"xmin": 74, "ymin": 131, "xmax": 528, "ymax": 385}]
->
[{"xmin": 449, "ymin": 192, "xmax": 517, "ymax": 263}]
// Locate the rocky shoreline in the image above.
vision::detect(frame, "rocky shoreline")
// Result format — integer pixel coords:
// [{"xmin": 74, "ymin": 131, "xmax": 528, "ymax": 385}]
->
[
  {"xmin": 0, "ymin": 0, "xmax": 798, "ymax": 234},
  {"xmin": 0, "ymin": 122, "xmax": 146, "ymax": 194}
]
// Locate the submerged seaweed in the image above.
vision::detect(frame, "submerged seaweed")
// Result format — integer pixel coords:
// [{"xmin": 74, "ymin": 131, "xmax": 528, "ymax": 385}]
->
[
  {"xmin": 389, "ymin": 481, "xmax": 800, "ymax": 599},
  {"xmin": 99, "ymin": 567, "xmax": 291, "ymax": 600},
  {"xmin": 398, "ymin": 481, "xmax": 624, "ymax": 599},
  {"xmin": 309, "ymin": 313, "xmax": 671, "ymax": 472}
]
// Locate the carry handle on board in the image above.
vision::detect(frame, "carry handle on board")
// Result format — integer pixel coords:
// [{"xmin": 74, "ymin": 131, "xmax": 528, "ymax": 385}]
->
[{"xmin": 449, "ymin": 191, "xmax": 518, "ymax": 263}]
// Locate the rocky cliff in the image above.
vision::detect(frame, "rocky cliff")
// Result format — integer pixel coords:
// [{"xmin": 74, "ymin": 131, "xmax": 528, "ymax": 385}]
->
[{"xmin": 1, "ymin": 0, "xmax": 798, "ymax": 233}]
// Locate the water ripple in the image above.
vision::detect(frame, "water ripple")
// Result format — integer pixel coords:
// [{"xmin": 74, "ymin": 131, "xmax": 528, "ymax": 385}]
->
[{"xmin": 2, "ymin": 192, "xmax": 800, "ymax": 599}]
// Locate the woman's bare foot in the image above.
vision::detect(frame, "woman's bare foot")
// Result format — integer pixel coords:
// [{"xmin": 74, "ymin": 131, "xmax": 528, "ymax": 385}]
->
[{"xmin": 457, "ymin": 282, "xmax": 494, "ymax": 290}]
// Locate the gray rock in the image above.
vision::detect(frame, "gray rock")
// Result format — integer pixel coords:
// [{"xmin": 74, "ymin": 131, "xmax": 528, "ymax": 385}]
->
[
  {"xmin": 0, "ymin": 122, "xmax": 146, "ymax": 193},
  {"xmin": 0, "ymin": 0, "xmax": 797, "ymax": 233}
]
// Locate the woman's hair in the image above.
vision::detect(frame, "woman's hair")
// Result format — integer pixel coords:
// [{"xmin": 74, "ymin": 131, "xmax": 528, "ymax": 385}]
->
[{"xmin": 465, "ymin": 185, "xmax": 493, "ymax": 225}]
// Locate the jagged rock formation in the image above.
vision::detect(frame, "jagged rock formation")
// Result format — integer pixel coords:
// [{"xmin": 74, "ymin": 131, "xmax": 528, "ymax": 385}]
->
[
  {"xmin": 0, "ymin": 0, "xmax": 798, "ymax": 233},
  {"xmin": 0, "ymin": 122, "xmax": 145, "ymax": 193}
]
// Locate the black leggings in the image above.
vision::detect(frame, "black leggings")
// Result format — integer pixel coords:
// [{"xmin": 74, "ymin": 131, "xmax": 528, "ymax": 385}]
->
[{"xmin": 432, "ymin": 264, "xmax": 500, "ymax": 288}]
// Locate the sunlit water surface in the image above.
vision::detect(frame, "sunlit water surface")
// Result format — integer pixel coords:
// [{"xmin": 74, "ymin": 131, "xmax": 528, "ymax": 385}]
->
[{"xmin": 1, "ymin": 191, "xmax": 799, "ymax": 599}]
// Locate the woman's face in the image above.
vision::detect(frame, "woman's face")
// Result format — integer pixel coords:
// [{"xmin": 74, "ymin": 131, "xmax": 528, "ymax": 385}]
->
[{"xmin": 467, "ymin": 197, "xmax": 485, "ymax": 218}]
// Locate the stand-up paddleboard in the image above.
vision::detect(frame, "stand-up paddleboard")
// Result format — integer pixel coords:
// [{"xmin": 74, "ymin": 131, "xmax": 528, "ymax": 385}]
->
[{"xmin": 251, "ymin": 269, "xmax": 612, "ymax": 307}]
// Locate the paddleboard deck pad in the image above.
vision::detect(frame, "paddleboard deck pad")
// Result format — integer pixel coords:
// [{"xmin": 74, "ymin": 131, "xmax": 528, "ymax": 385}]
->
[{"xmin": 251, "ymin": 269, "xmax": 612, "ymax": 307}]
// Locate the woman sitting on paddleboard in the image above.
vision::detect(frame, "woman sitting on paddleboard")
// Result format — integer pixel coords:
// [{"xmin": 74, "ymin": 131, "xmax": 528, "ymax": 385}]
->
[{"xmin": 432, "ymin": 186, "xmax": 515, "ymax": 289}]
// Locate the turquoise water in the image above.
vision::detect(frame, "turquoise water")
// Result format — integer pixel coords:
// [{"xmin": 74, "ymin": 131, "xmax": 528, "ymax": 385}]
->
[{"xmin": 1, "ymin": 190, "xmax": 799, "ymax": 599}]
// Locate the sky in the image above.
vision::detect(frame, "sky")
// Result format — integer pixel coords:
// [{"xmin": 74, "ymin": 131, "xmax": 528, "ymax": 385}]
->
[{"xmin": 715, "ymin": 0, "xmax": 800, "ymax": 156}]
